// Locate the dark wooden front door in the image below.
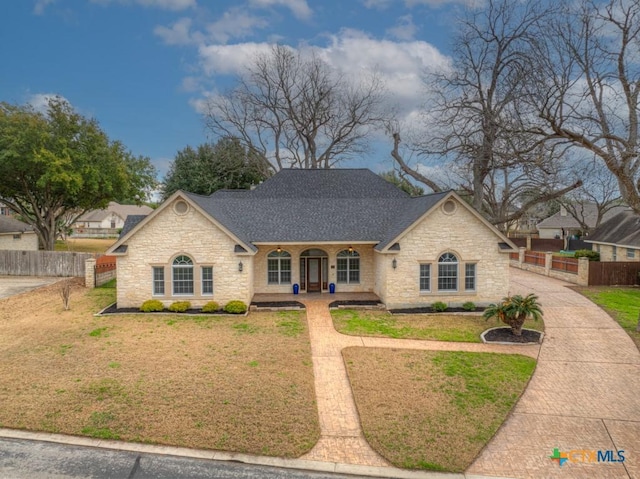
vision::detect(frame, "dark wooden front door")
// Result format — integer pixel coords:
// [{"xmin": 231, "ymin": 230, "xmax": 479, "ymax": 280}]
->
[{"xmin": 307, "ymin": 258, "xmax": 321, "ymax": 292}]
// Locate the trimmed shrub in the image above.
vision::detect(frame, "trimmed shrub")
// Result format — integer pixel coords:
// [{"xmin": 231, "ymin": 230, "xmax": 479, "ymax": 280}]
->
[
  {"xmin": 462, "ymin": 301, "xmax": 476, "ymax": 312},
  {"xmin": 575, "ymin": 249, "xmax": 600, "ymax": 261},
  {"xmin": 140, "ymin": 299, "xmax": 164, "ymax": 312},
  {"xmin": 168, "ymin": 301, "xmax": 191, "ymax": 313},
  {"xmin": 201, "ymin": 301, "xmax": 220, "ymax": 313},
  {"xmin": 431, "ymin": 301, "xmax": 448, "ymax": 312},
  {"xmin": 224, "ymin": 300, "xmax": 248, "ymax": 314}
]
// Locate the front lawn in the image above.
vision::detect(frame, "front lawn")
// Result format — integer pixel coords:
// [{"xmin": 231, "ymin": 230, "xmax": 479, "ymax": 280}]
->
[
  {"xmin": 55, "ymin": 238, "xmax": 116, "ymax": 253},
  {"xmin": 576, "ymin": 287, "xmax": 640, "ymax": 350},
  {"xmin": 0, "ymin": 282, "xmax": 319, "ymax": 457},
  {"xmin": 332, "ymin": 309, "xmax": 543, "ymax": 342},
  {"xmin": 343, "ymin": 347, "xmax": 536, "ymax": 472}
]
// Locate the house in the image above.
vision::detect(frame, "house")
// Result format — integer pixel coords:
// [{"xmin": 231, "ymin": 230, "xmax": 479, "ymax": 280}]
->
[
  {"xmin": 107, "ymin": 169, "xmax": 516, "ymax": 310},
  {"xmin": 586, "ymin": 209, "xmax": 640, "ymax": 261},
  {"xmin": 0, "ymin": 216, "xmax": 38, "ymax": 251},
  {"xmin": 73, "ymin": 202, "xmax": 153, "ymax": 238},
  {"xmin": 536, "ymin": 204, "xmax": 627, "ymax": 239}
]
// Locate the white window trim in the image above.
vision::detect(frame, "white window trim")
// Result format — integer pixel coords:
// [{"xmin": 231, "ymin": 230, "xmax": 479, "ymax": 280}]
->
[
  {"xmin": 437, "ymin": 253, "xmax": 459, "ymax": 292},
  {"xmin": 201, "ymin": 266, "xmax": 214, "ymax": 296},
  {"xmin": 172, "ymin": 256, "xmax": 195, "ymax": 296},
  {"xmin": 464, "ymin": 263, "xmax": 477, "ymax": 292},
  {"xmin": 268, "ymin": 251, "xmax": 292, "ymax": 285},
  {"xmin": 337, "ymin": 251, "xmax": 361, "ymax": 284},
  {"xmin": 152, "ymin": 266, "xmax": 165, "ymax": 296},
  {"xmin": 419, "ymin": 263, "xmax": 431, "ymax": 292}
]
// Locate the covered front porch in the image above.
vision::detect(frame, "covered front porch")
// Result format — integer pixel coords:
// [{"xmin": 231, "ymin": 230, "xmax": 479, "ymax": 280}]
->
[{"xmin": 250, "ymin": 291, "xmax": 384, "ymax": 310}]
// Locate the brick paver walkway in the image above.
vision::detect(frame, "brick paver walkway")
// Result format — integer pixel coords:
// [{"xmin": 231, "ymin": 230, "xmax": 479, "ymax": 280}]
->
[
  {"xmin": 468, "ymin": 269, "xmax": 640, "ymax": 479},
  {"xmin": 299, "ymin": 290, "xmax": 540, "ymax": 468}
]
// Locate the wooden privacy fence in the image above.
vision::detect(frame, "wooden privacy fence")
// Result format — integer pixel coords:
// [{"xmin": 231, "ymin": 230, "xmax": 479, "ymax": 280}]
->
[
  {"xmin": 95, "ymin": 255, "xmax": 117, "ymax": 286},
  {"xmin": 510, "ymin": 248, "xmax": 588, "ymax": 285},
  {"xmin": 0, "ymin": 250, "xmax": 95, "ymax": 277},
  {"xmin": 588, "ymin": 262, "xmax": 640, "ymax": 286},
  {"xmin": 551, "ymin": 256, "xmax": 579, "ymax": 273}
]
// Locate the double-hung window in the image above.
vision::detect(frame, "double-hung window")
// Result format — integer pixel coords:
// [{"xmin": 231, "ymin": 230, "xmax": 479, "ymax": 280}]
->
[
  {"xmin": 172, "ymin": 255, "xmax": 194, "ymax": 295},
  {"xmin": 201, "ymin": 266, "xmax": 213, "ymax": 295},
  {"xmin": 465, "ymin": 263, "xmax": 476, "ymax": 291},
  {"xmin": 437, "ymin": 253, "xmax": 458, "ymax": 291},
  {"xmin": 419, "ymin": 264, "xmax": 431, "ymax": 292},
  {"xmin": 268, "ymin": 250, "xmax": 291, "ymax": 284},
  {"xmin": 337, "ymin": 250, "xmax": 360, "ymax": 283},
  {"xmin": 152, "ymin": 266, "xmax": 165, "ymax": 295}
]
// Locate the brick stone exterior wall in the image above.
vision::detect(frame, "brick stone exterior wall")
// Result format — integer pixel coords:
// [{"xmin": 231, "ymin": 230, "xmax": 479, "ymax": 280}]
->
[
  {"xmin": 253, "ymin": 244, "xmax": 376, "ymax": 294},
  {"xmin": 593, "ymin": 243, "xmax": 640, "ymax": 262},
  {"xmin": 375, "ymin": 198, "xmax": 511, "ymax": 310},
  {"xmin": 0, "ymin": 232, "xmax": 38, "ymax": 251},
  {"xmin": 115, "ymin": 199, "xmax": 252, "ymax": 308}
]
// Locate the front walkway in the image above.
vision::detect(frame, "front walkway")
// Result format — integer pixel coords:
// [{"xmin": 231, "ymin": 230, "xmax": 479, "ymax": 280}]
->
[{"xmin": 299, "ymin": 292, "xmax": 540, "ymax": 469}]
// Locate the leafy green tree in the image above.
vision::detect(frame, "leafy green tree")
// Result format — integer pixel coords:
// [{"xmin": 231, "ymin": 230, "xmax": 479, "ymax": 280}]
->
[
  {"xmin": 483, "ymin": 294, "xmax": 543, "ymax": 337},
  {"xmin": 161, "ymin": 138, "xmax": 270, "ymax": 200},
  {"xmin": 379, "ymin": 170, "xmax": 424, "ymax": 197},
  {"xmin": 0, "ymin": 97, "xmax": 157, "ymax": 250}
]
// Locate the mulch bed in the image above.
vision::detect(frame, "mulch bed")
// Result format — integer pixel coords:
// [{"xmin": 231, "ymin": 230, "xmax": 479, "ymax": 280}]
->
[
  {"xmin": 99, "ymin": 304, "xmax": 241, "ymax": 315},
  {"xmin": 483, "ymin": 327, "xmax": 542, "ymax": 344},
  {"xmin": 250, "ymin": 301, "xmax": 305, "ymax": 309},
  {"xmin": 390, "ymin": 306, "xmax": 485, "ymax": 314},
  {"xmin": 329, "ymin": 300, "xmax": 384, "ymax": 308}
]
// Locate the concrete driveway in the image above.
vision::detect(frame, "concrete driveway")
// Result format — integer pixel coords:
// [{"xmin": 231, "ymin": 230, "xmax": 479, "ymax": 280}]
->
[{"xmin": 0, "ymin": 276, "xmax": 62, "ymax": 300}]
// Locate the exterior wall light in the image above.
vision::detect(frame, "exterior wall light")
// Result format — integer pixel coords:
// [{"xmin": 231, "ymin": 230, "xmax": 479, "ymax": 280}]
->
[
  {"xmin": 276, "ymin": 246, "xmax": 282, "ymax": 253},
  {"xmin": 238, "ymin": 261, "xmax": 243, "ymax": 272},
  {"xmin": 392, "ymin": 258, "xmax": 397, "ymax": 269},
  {"xmin": 348, "ymin": 245, "xmax": 354, "ymax": 253}
]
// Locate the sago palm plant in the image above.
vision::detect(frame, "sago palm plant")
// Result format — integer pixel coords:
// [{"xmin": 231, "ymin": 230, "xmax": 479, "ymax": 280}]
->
[{"xmin": 483, "ymin": 294, "xmax": 542, "ymax": 337}]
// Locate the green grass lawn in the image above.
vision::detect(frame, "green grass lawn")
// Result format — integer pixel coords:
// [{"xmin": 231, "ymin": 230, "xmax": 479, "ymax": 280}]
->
[
  {"xmin": 344, "ymin": 347, "xmax": 536, "ymax": 472},
  {"xmin": 332, "ymin": 309, "xmax": 544, "ymax": 343},
  {"xmin": 577, "ymin": 287, "xmax": 640, "ymax": 349}
]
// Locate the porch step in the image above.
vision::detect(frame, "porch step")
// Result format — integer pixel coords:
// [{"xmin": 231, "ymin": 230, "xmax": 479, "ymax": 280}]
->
[{"xmin": 249, "ymin": 301, "xmax": 306, "ymax": 312}]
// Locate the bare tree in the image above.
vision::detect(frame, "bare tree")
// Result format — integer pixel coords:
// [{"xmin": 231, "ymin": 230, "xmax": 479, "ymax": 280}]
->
[
  {"xmin": 204, "ymin": 45, "xmax": 386, "ymax": 171},
  {"xmin": 390, "ymin": 0, "xmax": 581, "ymax": 228},
  {"xmin": 560, "ymin": 157, "xmax": 622, "ymax": 232},
  {"xmin": 531, "ymin": 0, "xmax": 640, "ymax": 214}
]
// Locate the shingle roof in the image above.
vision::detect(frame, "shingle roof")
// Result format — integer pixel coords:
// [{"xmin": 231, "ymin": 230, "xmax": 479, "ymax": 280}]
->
[
  {"xmin": 586, "ymin": 209, "xmax": 640, "ymax": 248},
  {"xmin": 0, "ymin": 216, "xmax": 34, "ymax": 234},
  {"xmin": 183, "ymin": 169, "xmax": 451, "ymax": 251},
  {"xmin": 537, "ymin": 204, "xmax": 627, "ymax": 230},
  {"xmin": 116, "ymin": 169, "xmax": 483, "ymax": 252},
  {"xmin": 77, "ymin": 202, "xmax": 153, "ymax": 222}
]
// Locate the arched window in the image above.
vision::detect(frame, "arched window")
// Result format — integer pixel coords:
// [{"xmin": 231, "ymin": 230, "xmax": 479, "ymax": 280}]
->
[
  {"xmin": 438, "ymin": 252, "xmax": 458, "ymax": 291},
  {"xmin": 268, "ymin": 250, "xmax": 291, "ymax": 284},
  {"xmin": 337, "ymin": 249, "xmax": 360, "ymax": 284},
  {"xmin": 173, "ymin": 255, "xmax": 194, "ymax": 295}
]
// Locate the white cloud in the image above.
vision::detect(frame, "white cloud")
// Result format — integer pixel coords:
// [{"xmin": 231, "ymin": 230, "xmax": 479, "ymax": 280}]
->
[
  {"xmin": 33, "ymin": 0, "xmax": 55, "ymax": 15},
  {"xmin": 28, "ymin": 93, "xmax": 71, "ymax": 113},
  {"xmin": 206, "ymin": 8, "xmax": 269, "ymax": 44},
  {"xmin": 194, "ymin": 30, "xmax": 450, "ymax": 122},
  {"xmin": 154, "ymin": 17, "xmax": 201, "ymax": 45},
  {"xmin": 90, "ymin": 0, "xmax": 196, "ymax": 10},
  {"xmin": 249, "ymin": 0, "xmax": 312, "ymax": 19},
  {"xmin": 387, "ymin": 14, "xmax": 417, "ymax": 40}
]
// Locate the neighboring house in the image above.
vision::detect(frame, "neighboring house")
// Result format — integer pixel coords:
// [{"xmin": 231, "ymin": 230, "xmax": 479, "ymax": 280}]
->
[
  {"xmin": 586, "ymin": 209, "xmax": 640, "ymax": 262},
  {"xmin": 73, "ymin": 202, "xmax": 153, "ymax": 238},
  {"xmin": 0, "ymin": 216, "xmax": 38, "ymax": 251},
  {"xmin": 0, "ymin": 202, "xmax": 12, "ymax": 216},
  {"xmin": 107, "ymin": 169, "xmax": 516, "ymax": 310},
  {"xmin": 536, "ymin": 204, "xmax": 627, "ymax": 239}
]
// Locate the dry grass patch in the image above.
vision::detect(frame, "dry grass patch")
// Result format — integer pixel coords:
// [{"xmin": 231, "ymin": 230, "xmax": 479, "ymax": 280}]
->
[
  {"xmin": 343, "ymin": 347, "xmax": 535, "ymax": 472},
  {"xmin": 333, "ymin": 309, "xmax": 543, "ymax": 342},
  {"xmin": 0, "ymin": 283, "xmax": 319, "ymax": 457},
  {"xmin": 55, "ymin": 238, "xmax": 116, "ymax": 253}
]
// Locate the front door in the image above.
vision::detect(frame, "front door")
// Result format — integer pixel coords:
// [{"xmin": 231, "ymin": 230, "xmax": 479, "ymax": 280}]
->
[{"xmin": 307, "ymin": 258, "xmax": 321, "ymax": 292}]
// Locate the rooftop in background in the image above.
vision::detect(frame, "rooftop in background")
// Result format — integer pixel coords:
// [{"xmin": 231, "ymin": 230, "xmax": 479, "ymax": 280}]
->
[
  {"xmin": 537, "ymin": 204, "xmax": 628, "ymax": 230},
  {"xmin": 0, "ymin": 216, "xmax": 34, "ymax": 234},
  {"xmin": 587, "ymin": 209, "xmax": 640, "ymax": 248},
  {"xmin": 77, "ymin": 202, "xmax": 153, "ymax": 222}
]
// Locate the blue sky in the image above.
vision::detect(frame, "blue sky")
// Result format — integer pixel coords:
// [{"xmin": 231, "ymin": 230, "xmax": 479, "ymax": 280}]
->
[{"xmin": 2, "ymin": 0, "xmax": 468, "ymax": 179}]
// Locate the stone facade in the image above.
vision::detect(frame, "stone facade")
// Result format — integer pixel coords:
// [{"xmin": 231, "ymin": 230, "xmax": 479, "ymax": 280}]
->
[
  {"xmin": 0, "ymin": 232, "xmax": 38, "ymax": 251},
  {"xmin": 375, "ymin": 197, "xmax": 510, "ymax": 309},
  {"xmin": 115, "ymin": 199, "xmax": 252, "ymax": 308},
  {"xmin": 253, "ymin": 244, "xmax": 376, "ymax": 294},
  {"xmin": 593, "ymin": 243, "xmax": 640, "ymax": 262}
]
